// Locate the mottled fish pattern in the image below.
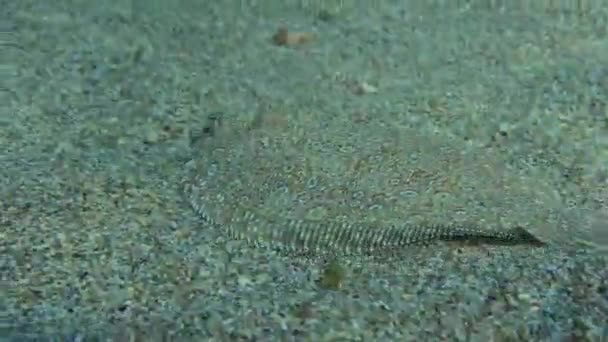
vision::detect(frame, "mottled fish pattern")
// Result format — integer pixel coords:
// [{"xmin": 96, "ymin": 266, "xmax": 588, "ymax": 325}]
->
[{"xmin": 182, "ymin": 114, "xmax": 545, "ymax": 256}]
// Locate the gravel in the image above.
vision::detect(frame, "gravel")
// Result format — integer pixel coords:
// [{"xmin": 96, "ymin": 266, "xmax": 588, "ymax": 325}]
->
[{"xmin": 2, "ymin": 1, "xmax": 607, "ymax": 340}]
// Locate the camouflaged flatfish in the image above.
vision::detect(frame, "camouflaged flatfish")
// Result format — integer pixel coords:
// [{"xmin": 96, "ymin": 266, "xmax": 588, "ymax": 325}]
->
[{"xmin": 182, "ymin": 112, "xmax": 545, "ymax": 256}]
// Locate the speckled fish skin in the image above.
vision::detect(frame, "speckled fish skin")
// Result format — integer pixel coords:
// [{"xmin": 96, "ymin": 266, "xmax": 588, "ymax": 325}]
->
[
  {"xmin": 182, "ymin": 114, "xmax": 546, "ymax": 256},
  {"xmin": 185, "ymin": 180, "xmax": 545, "ymax": 255}
]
